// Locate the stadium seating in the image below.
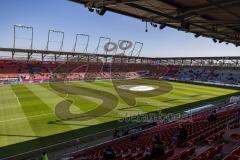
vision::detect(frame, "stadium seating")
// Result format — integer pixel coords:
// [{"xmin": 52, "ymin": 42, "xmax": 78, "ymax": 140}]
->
[
  {"xmin": 223, "ymin": 146, "xmax": 240, "ymax": 160},
  {"xmin": 164, "ymin": 66, "xmax": 240, "ymax": 85},
  {"xmin": 64, "ymin": 106, "xmax": 240, "ymax": 160},
  {"xmin": 0, "ymin": 60, "xmax": 151, "ymax": 84},
  {"xmin": 2, "ymin": 59, "xmax": 240, "ymax": 87}
]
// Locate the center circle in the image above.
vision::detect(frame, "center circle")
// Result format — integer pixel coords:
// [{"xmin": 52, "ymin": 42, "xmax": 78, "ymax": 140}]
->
[{"xmin": 117, "ymin": 85, "xmax": 157, "ymax": 92}]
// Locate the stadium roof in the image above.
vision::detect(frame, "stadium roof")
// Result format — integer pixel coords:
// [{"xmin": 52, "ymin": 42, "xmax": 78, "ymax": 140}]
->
[{"xmin": 70, "ymin": 0, "xmax": 240, "ymax": 46}]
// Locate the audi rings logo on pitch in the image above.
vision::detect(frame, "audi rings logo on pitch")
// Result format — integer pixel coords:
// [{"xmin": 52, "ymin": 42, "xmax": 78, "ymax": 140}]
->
[{"xmin": 104, "ymin": 40, "xmax": 133, "ymax": 52}]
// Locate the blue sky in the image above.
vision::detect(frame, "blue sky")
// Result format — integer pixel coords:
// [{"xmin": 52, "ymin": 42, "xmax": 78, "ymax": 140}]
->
[{"xmin": 0, "ymin": 0, "xmax": 239, "ymax": 57}]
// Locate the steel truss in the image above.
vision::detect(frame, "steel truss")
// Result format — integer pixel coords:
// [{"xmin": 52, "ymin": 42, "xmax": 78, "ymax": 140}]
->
[{"xmin": 1, "ymin": 47, "xmax": 240, "ymax": 67}]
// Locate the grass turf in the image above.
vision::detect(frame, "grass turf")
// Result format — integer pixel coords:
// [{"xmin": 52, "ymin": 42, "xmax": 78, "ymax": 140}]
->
[{"xmin": 0, "ymin": 79, "xmax": 239, "ymax": 158}]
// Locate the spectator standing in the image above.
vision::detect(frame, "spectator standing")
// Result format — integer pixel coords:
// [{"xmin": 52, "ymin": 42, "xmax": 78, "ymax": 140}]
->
[
  {"xmin": 103, "ymin": 145, "xmax": 116, "ymax": 160},
  {"xmin": 178, "ymin": 125, "xmax": 188, "ymax": 142},
  {"xmin": 152, "ymin": 134, "xmax": 165, "ymax": 158},
  {"xmin": 143, "ymin": 147, "xmax": 152, "ymax": 160},
  {"xmin": 113, "ymin": 128, "xmax": 119, "ymax": 139}
]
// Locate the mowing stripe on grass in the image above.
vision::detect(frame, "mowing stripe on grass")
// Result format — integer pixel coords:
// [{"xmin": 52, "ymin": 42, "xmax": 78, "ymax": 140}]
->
[
  {"xmin": 172, "ymin": 82, "xmax": 235, "ymax": 94},
  {"xmin": 139, "ymin": 79, "xmax": 235, "ymax": 94},
  {"xmin": 41, "ymin": 83, "xmax": 104, "ymax": 113},
  {"xmin": 90, "ymin": 80, "xmax": 114, "ymax": 88},
  {"xmin": 173, "ymin": 85, "xmax": 228, "ymax": 96},
  {"xmin": 26, "ymin": 84, "xmax": 84, "ymax": 114},
  {"xmin": 79, "ymin": 81, "xmax": 157, "ymax": 116},
  {"xmin": 11, "ymin": 84, "xmax": 72, "ymax": 137},
  {"xmin": 72, "ymin": 81, "xmax": 118, "ymax": 96},
  {"xmin": 67, "ymin": 82, "xmax": 133, "ymax": 115},
  {"xmin": 118, "ymin": 79, "xmax": 235, "ymax": 96},
  {"xmin": 41, "ymin": 83, "xmax": 124, "ymax": 126},
  {"xmin": 59, "ymin": 81, "xmax": 155, "ymax": 122},
  {"xmin": 71, "ymin": 81, "xmax": 132, "ymax": 108},
  {"xmin": 27, "ymin": 84, "xmax": 103, "ymax": 127},
  {"xmin": 0, "ymin": 85, "xmax": 35, "ymax": 147}
]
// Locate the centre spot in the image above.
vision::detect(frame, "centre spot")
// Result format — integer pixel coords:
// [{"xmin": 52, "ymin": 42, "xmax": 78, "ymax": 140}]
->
[{"xmin": 117, "ymin": 85, "xmax": 157, "ymax": 92}]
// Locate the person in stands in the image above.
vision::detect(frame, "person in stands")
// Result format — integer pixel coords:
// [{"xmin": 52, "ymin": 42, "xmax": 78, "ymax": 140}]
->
[
  {"xmin": 143, "ymin": 147, "xmax": 152, "ymax": 160},
  {"xmin": 178, "ymin": 125, "xmax": 188, "ymax": 142},
  {"xmin": 79, "ymin": 153, "xmax": 88, "ymax": 160},
  {"xmin": 103, "ymin": 145, "xmax": 116, "ymax": 160},
  {"xmin": 113, "ymin": 128, "xmax": 119, "ymax": 139},
  {"xmin": 122, "ymin": 127, "xmax": 129, "ymax": 136},
  {"xmin": 130, "ymin": 128, "xmax": 139, "ymax": 141},
  {"xmin": 170, "ymin": 136, "xmax": 178, "ymax": 148},
  {"xmin": 208, "ymin": 110, "xmax": 217, "ymax": 122},
  {"xmin": 151, "ymin": 134, "xmax": 166, "ymax": 158}
]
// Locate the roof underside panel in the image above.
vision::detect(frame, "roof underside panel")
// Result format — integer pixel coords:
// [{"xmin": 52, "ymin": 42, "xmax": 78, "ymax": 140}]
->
[{"xmin": 70, "ymin": 0, "xmax": 240, "ymax": 46}]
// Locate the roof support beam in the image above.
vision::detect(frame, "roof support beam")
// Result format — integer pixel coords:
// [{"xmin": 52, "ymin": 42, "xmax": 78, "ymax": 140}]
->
[
  {"xmin": 155, "ymin": 19, "xmax": 240, "ymax": 25},
  {"xmin": 154, "ymin": 0, "xmax": 240, "ymax": 45},
  {"xmin": 126, "ymin": 3, "xmax": 239, "ymax": 43},
  {"xmin": 207, "ymin": 0, "xmax": 240, "ymax": 19},
  {"xmin": 70, "ymin": 0, "xmax": 141, "ymax": 8},
  {"xmin": 175, "ymin": 0, "xmax": 240, "ymax": 18},
  {"xmin": 96, "ymin": 0, "xmax": 141, "ymax": 8},
  {"xmin": 70, "ymin": 0, "xmax": 240, "ymax": 46}
]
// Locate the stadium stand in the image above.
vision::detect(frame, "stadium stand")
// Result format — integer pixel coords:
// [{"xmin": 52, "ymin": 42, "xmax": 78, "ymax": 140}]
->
[
  {"xmin": 224, "ymin": 146, "xmax": 240, "ymax": 160},
  {"xmin": 60, "ymin": 104, "xmax": 240, "ymax": 160},
  {"xmin": 2, "ymin": 59, "xmax": 240, "ymax": 87},
  {"xmin": 0, "ymin": 60, "xmax": 153, "ymax": 84},
  {"xmin": 164, "ymin": 66, "xmax": 240, "ymax": 85}
]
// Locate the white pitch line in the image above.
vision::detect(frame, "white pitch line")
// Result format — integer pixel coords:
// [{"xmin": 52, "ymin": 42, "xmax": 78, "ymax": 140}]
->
[
  {"xmin": 0, "ymin": 112, "xmax": 53, "ymax": 123},
  {"xmin": 0, "ymin": 108, "xmax": 113, "ymax": 123},
  {"xmin": 14, "ymin": 93, "xmax": 21, "ymax": 106}
]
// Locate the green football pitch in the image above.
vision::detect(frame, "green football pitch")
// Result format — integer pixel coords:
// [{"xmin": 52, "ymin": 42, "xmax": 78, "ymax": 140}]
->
[{"xmin": 0, "ymin": 79, "xmax": 239, "ymax": 156}]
